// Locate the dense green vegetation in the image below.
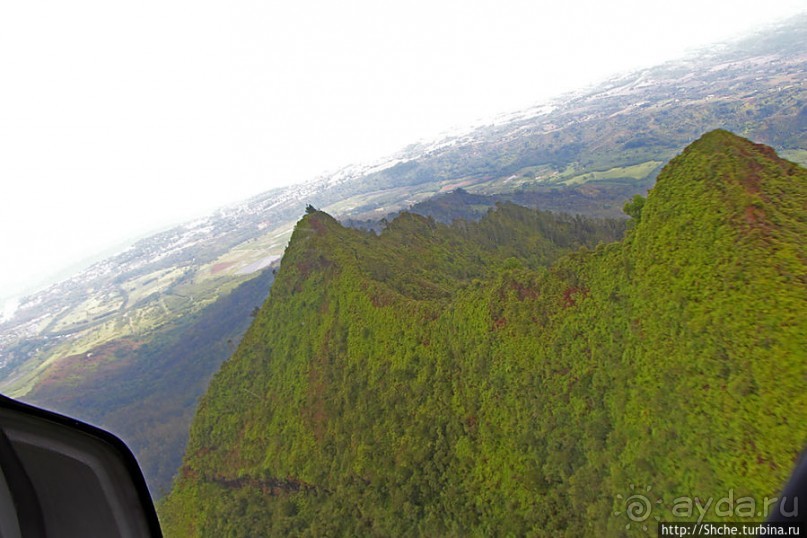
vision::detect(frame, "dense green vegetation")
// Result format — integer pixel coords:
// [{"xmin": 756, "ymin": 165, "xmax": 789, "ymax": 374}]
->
[{"xmin": 163, "ymin": 130, "xmax": 805, "ymax": 536}]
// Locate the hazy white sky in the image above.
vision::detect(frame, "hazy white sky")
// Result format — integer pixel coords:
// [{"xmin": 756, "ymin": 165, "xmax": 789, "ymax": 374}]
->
[{"xmin": 0, "ymin": 0, "xmax": 805, "ymax": 299}]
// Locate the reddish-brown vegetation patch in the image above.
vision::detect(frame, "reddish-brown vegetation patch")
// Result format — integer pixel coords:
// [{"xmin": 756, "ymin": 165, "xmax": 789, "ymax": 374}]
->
[
  {"xmin": 370, "ymin": 288, "xmax": 395, "ymax": 308},
  {"xmin": 465, "ymin": 415, "xmax": 478, "ymax": 434},
  {"xmin": 744, "ymin": 205, "xmax": 763, "ymax": 226},
  {"xmin": 33, "ymin": 339, "xmax": 141, "ymax": 394},
  {"xmin": 510, "ymin": 280, "xmax": 539, "ymax": 301},
  {"xmin": 295, "ymin": 255, "xmax": 332, "ymax": 279},
  {"xmin": 561, "ymin": 286, "xmax": 589, "ymax": 308},
  {"xmin": 211, "ymin": 261, "xmax": 237, "ymax": 275},
  {"xmin": 303, "ymin": 338, "xmax": 332, "ymax": 442},
  {"xmin": 439, "ymin": 179, "xmax": 474, "ymax": 192},
  {"xmin": 309, "ymin": 217, "xmax": 329, "ymax": 235}
]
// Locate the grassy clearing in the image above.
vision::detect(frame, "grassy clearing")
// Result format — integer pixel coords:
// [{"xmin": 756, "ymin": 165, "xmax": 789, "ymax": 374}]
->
[
  {"xmin": 562, "ymin": 161, "xmax": 663, "ymax": 185},
  {"xmin": 323, "ymin": 184, "xmax": 444, "ymax": 220},
  {"xmin": 780, "ymin": 149, "xmax": 807, "ymax": 167},
  {"xmin": 124, "ymin": 267, "xmax": 187, "ymax": 306},
  {"xmin": 199, "ymin": 225, "xmax": 294, "ymax": 281}
]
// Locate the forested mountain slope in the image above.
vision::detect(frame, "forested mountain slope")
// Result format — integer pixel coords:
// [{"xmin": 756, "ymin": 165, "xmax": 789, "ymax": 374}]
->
[{"xmin": 161, "ymin": 131, "xmax": 806, "ymax": 536}]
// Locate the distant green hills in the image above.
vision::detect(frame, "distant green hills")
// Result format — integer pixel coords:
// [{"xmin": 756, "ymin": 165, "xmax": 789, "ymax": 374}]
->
[{"xmin": 160, "ymin": 131, "xmax": 807, "ymax": 536}]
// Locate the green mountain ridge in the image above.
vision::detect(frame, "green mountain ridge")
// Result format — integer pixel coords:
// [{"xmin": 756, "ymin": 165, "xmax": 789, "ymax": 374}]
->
[{"xmin": 161, "ymin": 130, "xmax": 807, "ymax": 535}]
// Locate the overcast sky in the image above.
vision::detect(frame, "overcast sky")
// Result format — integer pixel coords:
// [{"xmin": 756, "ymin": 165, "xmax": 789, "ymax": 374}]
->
[{"xmin": 1, "ymin": 0, "xmax": 805, "ymax": 301}]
